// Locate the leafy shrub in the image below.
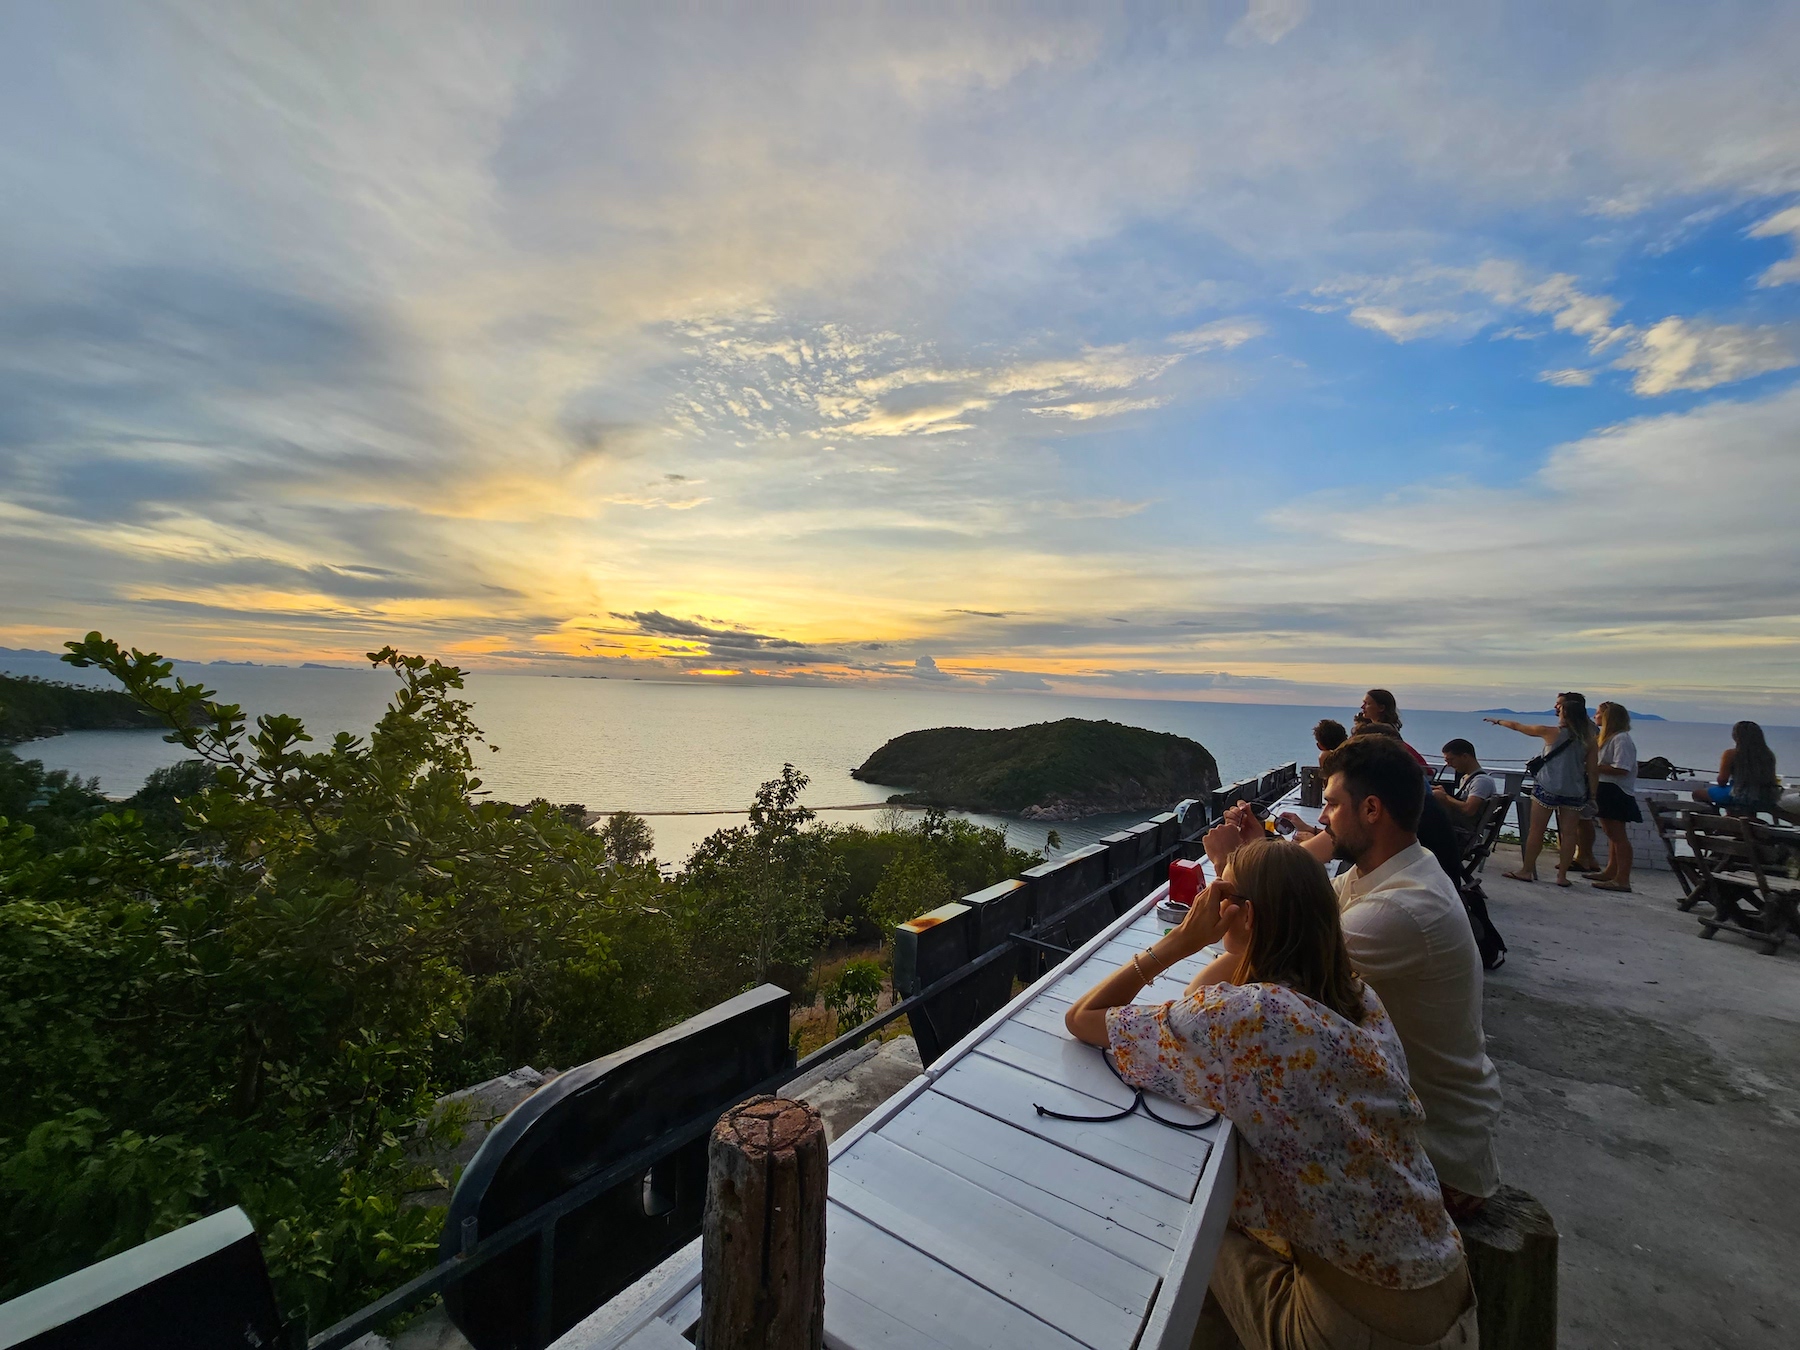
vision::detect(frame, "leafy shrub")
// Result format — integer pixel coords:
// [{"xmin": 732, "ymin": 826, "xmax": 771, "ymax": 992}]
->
[{"xmin": 820, "ymin": 960, "xmax": 884, "ymax": 1030}]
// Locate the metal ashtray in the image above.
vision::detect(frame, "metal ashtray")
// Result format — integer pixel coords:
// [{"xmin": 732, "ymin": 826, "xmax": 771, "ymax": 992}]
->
[{"xmin": 1155, "ymin": 899, "xmax": 1191, "ymax": 925}]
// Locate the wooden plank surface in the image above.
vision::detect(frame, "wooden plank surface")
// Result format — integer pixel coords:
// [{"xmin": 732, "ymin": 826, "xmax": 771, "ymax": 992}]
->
[
  {"xmin": 876, "ymin": 1091, "xmax": 1186, "ymax": 1261},
  {"xmin": 930, "ymin": 1055, "xmax": 1210, "ymax": 1198},
  {"xmin": 839, "ymin": 878, "xmax": 1233, "ymax": 1350},
  {"xmin": 616, "ymin": 1318, "xmax": 692, "ymax": 1350},
  {"xmin": 824, "ymin": 1204, "xmax": 1090, "ymax": 1350},
  {"xmin": 1089, "ymin": 938, "xmax": 1207, "ymax": 984},
  {"xmin": 1041, "ymin": 963, "xmax": 1190, "ymax": 1006},
  {"xmin": 974, "ymin": 1022, "xmax": 1212, "ymax": 1129},
  {"xmin": 1140, "ymin": 1129, "xmax": 1240, "ymax": 1350},
  {"xmin": 830, "ymin": 1139, "xmax": 1153, "ymax": 1349}
]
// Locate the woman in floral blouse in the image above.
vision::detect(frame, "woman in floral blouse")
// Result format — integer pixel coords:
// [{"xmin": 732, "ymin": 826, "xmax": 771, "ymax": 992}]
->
[{"xmin": 1065, "ymin": 839, "xmax": 1477, "ymax": 1350}]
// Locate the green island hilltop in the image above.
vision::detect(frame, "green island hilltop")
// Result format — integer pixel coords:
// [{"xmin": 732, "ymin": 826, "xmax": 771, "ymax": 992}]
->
[
  {"xmin": 852, "ymin": 717, "xmax": 1221, "ymax": 820},
  {"xmin": 0, "ymin": 671, "xmax": 161, "ymax": 744}
]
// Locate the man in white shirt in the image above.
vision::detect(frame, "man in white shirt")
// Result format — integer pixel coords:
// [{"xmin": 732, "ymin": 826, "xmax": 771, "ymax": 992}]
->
[
  {"xmin": 1318, "ymin": 735, "xmax": 1504, "ymax": 1212},
  {"xmin": 1432, "ymin": 738, "xmax": 1499, "ymax": 830}
]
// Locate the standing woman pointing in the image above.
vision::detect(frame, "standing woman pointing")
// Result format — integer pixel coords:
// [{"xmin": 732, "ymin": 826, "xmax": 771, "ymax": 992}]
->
[{"xmin": 1489, "ymin": 693, "xmax": 1599, "ymax": 887}]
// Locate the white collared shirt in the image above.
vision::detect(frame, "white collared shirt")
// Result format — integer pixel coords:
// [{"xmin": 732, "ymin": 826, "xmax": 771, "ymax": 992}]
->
[{"xmin": 1335, "ymin": 843, "xmax": 1503, "ymax": 1197}]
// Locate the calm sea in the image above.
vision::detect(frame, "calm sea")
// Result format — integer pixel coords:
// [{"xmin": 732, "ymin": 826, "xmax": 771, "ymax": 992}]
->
[{"xmin": 6, "ymin": 654, "xmax": 1794, "ymax": 863}]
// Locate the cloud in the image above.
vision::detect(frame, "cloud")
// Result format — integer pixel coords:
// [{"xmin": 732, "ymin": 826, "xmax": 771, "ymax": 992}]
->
[
  {"xmin": 1613, "ymin": 317, "xmax": 1797, "ymax": 394},
  {"xmin": 1349, "ymin": 306, "xmax": 1470, "ymax": 342},
  {"xmin": 910, "ymin": 653, "xmax": 954, "ymax": 680},
  {"xmin": 1229, "ymin": 0, "xmax": 1310, "ymax": 47},
  {"xmin": 669, "ymin": 311, "xmax": 1236, "ymax": 442},
  {"xmin": 839, "ymin": 398, "xmax": 990, "ymax": 437},
  {"xmin": 1749, "ymin": 204, "xmax": 1800, "ymax": 286},
  {"xmin": 1327, "ymin": 258, "xmax": 1796, "ymax": 396},
  {"xmin": 981, "ymin": 348, "xmax": 1184, "ymax": 397},
  {"xmin": 1029, "ymin": 396, "xmax": 1165, "ymax": 420},
  {"xmin": 1270, "ymin": 382, "xmax": 1800, "ymax": 659},
  {"xmin": 1168, "ymin": 318, "xmax": 1266, "ymax": 351}
]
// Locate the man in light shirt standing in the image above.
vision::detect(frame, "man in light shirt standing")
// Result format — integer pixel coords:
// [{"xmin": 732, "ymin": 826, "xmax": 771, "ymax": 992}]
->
[{"xmin": 1317, "ymin": 735, "xmax": 1504, "ymax": 1214}]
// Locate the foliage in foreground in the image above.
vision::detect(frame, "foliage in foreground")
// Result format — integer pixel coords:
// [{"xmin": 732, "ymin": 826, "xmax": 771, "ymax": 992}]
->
[{"xmin": 0, "ymin": 634, "xmax": 1036, "ymax": 1330}]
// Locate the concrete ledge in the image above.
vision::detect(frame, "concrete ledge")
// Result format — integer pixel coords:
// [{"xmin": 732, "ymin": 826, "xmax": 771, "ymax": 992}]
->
[{"xmin": 793, "ymin": 1036, "xmax": 923, "ymax": 1143}]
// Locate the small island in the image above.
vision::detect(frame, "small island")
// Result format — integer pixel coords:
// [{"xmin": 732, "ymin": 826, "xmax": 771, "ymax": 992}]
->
[
  {"xmin": 1, "ymin": 671, "xmax": 162, "ymax": 745},
  {"xmin": 852, "ymin": 717, "xmax": 1221, "ymax": 820}
]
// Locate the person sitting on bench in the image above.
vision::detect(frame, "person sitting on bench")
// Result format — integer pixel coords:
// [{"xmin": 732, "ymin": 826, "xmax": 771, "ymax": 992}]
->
[
  {"xmin": 1432, "ymin": 739, "xmax": 1499, "ymax": 831},
  {"xmin": 1066, "ymin": 840, "xmax": 1477, "ymax": 1350}
]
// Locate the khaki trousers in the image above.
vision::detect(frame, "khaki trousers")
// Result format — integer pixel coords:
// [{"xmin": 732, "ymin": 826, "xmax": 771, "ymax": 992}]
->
[{"xmin": 1194, "ymin": 1230, "xmax": 1479, "ymax": 1350}]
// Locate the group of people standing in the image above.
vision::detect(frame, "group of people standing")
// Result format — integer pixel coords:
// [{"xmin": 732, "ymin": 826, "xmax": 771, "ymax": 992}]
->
[
  {"xmin": 1488, "ymin": 697, "xmax": 1783, "ymax": 893},
  {"xmin": 1487, "ymin": 694, "xmax": 1641, "ymax": 891}
]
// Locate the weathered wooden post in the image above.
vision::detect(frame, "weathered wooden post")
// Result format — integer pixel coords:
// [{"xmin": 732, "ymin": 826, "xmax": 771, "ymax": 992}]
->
[
  {"xmin": 700, "ymin": 1095, "xmax": 827, "ymax": 1350},
  {"xmin": 1458, "ymin": 1185, "xmax": 1559, "ymax": 1350}
]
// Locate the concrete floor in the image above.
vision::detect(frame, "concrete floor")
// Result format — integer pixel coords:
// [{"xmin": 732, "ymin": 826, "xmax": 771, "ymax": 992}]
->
[{"xmin": 1478, "ymin": 846, "xmax": 1800, "ymax": 1348}]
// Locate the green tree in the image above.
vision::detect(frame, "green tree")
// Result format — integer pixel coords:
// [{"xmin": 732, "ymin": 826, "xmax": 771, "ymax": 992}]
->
[
  {"xmin": 597, "ymin": 810, "xmax": 656, "ymax": 870},
  {"xmin": 867, "ymin": 840, "xmax": 954, "ymax": 934},
  {"xmin": 0, "ymin": 635, "xmax": 685, "ymax": 1329},
  {"xmin": 123, "ymin": 759, "xmax": 216, "ymax": 841},
  {"xmin": 681, "ymin": 765, "xmax": 846, "ymax": 989},
  {"xmin": 820, "ymin": 960, "xmax": 883, "ymax": 1031}
]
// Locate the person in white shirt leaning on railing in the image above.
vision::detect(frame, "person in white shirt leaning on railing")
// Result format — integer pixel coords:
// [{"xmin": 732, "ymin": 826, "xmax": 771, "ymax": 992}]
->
[{"xmin": 1208, "ymin": 735, "xmax": 1504, "ymax": 1219}]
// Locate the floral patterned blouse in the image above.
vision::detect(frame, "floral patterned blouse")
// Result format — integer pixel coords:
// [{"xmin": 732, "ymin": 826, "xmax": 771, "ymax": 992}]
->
[{"xmin": 1107, "ymin": 980, "xmax": 1463, "ymax": 1290}]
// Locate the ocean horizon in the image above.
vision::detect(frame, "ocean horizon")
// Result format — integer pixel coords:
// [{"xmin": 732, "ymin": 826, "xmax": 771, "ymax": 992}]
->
[{"xmin": 6, "ymin": 652, "xmax": 1794, "ymax": 864}]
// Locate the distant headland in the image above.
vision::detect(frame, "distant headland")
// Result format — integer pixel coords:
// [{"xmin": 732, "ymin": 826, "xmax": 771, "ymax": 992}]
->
[
  {"xmin": 0, "ymin": 671, "xmax": 162, "ymax": 744},
  {"xmin": 852, "ymin": 718, "xmax": 1221, "ymax": 821}
]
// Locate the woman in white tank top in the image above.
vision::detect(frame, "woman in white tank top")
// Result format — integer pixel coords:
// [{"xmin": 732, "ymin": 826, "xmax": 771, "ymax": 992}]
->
[{"xmin": 1590, "ymin": 701, "xmax": 1641, "ymax": 892}]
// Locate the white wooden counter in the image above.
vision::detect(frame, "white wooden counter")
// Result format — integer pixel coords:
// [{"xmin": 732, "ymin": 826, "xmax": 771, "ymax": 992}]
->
[{"xmin": 564, "ymin": 877, "xmax": 1238, "ymax": 1350}]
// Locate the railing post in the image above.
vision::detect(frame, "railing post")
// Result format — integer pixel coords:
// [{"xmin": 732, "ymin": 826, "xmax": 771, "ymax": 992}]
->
[{"xmin": 700, "ymin": 1096, "xmax": 827, "ymax": 1350}]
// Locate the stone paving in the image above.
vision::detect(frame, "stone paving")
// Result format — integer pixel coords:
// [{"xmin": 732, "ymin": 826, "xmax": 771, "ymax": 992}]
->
[{"xmin": 1478, "ymin": 845, "xmax": 1800, "ymax": 1348}]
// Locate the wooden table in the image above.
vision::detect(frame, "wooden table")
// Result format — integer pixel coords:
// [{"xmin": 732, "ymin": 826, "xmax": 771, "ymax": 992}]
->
[{"xmin": 565, "ymin": 875, "xmax": 1239, "ymax": 1350}]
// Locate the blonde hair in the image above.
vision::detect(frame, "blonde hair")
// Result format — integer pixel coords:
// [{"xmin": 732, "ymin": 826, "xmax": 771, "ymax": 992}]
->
[
  {"xmin": 1229, "ymin": 840, "xmax": 1366, "ymax": 1024},
  {"xmin": 1597, "ymin": 701, "xmax": 1631, "ymax": 741}
]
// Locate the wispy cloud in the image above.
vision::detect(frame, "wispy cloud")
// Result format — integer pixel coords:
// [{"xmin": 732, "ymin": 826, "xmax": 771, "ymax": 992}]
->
[
  {"xmin": 1349, "ymin": 307, "xmax": 1470, "ymax": 342},
  {"xmin": 1324, "ymin": 258, "xmax": 1796, "ymax": 396},
  {"xmin": 1749, "ymin": 204, "xmax": 1800, "ymax": 286}
]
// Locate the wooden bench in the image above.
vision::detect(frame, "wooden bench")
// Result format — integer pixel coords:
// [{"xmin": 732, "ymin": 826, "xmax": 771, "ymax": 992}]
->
[
  {"xmin": 1691, "ymin": 817, "xmax": 1800, "ymax": 954},
  {"xmin": 1646, "ymin": 798, "xmax": 1717, "ymax": 911}
]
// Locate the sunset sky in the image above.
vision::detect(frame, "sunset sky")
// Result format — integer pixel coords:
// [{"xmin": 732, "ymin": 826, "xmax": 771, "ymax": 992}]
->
[{"xmin": 4, "ymin": 2, "xmax": 1800, "ymax": 718}]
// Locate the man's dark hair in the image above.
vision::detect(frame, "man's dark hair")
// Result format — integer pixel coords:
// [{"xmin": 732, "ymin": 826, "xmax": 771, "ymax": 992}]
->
[
  {"xmin": 1313, "ymin": 718, "xmax": 1348, "ymax": 751},
  {"xmin": 1321, "ymin": 735, "xmax": 1425, "ymax": 831},
  {"xmin": 1441, "ymin": 738, "xmax": 1476, "ymax": 758}
]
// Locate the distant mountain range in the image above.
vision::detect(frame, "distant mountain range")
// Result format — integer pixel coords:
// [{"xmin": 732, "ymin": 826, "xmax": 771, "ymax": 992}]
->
[
  {"xmin": 1472, "ymin": 707, "xmax": 1666, "ymax": 722},
  {"xmin": 0, "ymin": 645, "xmax": 305, "ymax": 669}
]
